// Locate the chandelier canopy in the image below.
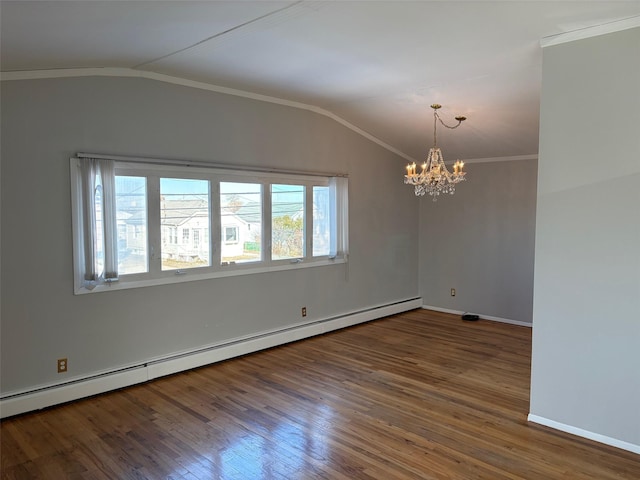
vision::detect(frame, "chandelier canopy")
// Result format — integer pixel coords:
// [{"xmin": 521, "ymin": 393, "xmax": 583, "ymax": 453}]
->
[{"xmin": 404, "ymin": 104, "xmax": 467, "ymax": 200}]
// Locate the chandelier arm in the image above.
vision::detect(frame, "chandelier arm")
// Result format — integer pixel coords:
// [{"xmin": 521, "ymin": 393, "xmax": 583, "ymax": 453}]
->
[{"xmin": 434, "ymin": 111, "xmax": 465, "ymax": 130}]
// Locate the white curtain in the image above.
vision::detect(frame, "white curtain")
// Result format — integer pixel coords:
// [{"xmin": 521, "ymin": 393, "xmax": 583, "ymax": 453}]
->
[
  {"xmin": 98, "ymin": 159, "xmax": 118, "ymax": 280},
  {"xmin": 80, "ymin": 159, "xmax": 97, "ymax": 283},
  {"xmin": 329, "ymin": 176, "xmax": 349, "ymax": 260},
  {"xmin": 79, "ymin": 158, "xmax": 118, "ymax": 287}
]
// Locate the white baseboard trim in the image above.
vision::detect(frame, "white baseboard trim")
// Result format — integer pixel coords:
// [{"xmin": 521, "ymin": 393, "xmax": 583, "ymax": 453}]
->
[
  {"xmin": 527, "ymin": 414, "xmax": 640, "ymax": 455},
  {"xmin": 421, "ymin": 305, "xmax": 532, "ymax": 327},
  {"xmin": 0, "ymin": 298, "xmax": 422, "ymax": 419}
]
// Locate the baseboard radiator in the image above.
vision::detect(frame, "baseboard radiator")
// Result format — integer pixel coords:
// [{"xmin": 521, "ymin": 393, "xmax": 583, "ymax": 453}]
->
[{"xmin": 0, "ymin": 298, "xmax": 422, "ymax": 418}]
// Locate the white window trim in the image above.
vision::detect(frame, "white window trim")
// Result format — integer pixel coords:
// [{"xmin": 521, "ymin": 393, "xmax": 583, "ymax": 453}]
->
[{"xmin": 70, "ymin": 156, "xmax": 348, "ymax": 294}]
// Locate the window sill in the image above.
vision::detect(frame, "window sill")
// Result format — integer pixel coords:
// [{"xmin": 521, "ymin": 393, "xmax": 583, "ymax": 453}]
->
[{"xmin": 74, "ymin": 257, "xmax": 347, "ymax": 295}]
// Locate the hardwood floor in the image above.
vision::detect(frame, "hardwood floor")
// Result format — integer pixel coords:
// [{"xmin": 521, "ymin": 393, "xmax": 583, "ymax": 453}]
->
[{"xmin": 2, "ymin": 309, "xmax": 639, "ymax": 479}]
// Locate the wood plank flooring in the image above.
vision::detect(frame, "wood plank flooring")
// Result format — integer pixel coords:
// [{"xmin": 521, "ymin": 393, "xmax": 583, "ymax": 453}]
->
[{"xmin": 2, "ymin": 309, "xmax": 639, "ymax": 479}]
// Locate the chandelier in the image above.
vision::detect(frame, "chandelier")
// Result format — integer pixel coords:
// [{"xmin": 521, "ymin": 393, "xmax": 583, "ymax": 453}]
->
[{"xmin": 405, "ymin": 103, "xmax": 467, "ymax": 199}]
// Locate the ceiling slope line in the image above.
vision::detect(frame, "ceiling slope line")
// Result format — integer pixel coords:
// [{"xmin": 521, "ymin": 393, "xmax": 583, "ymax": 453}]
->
[
  {"xmin": 133, "ymin": 0, "xmax": 307, "ymax": 68},
  {"xmin": 540, "ymin": 15, "xmax": 640, "ymax": 48},
  {"xmin": 0, "ymin": 66, "xmax": 417, "ymax": 163}
]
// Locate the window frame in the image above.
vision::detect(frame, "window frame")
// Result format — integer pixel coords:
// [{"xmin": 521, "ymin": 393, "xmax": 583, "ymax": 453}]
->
[
  {"xmin": 158, "ymin": 175, "xmax": 212, "ymax": 273},
  {"xmin": 70, "ymin": 158, "xmax": 347, "ymax": 294}
]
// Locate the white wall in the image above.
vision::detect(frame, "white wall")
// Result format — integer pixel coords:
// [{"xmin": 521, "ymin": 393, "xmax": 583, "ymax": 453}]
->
[
  {"xmin": 530, "ymin": 27, "xmax": 640, "ymax": 451},
  {"xmin": 419, "ymin": 159, "xmax": 538, "ymax": 324},
  {"xmin": 0, "ymin": 76, "xmax": 419, "ymax": 398}
]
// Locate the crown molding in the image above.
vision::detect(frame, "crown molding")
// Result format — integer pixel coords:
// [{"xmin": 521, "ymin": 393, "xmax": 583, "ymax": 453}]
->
[
  {"xmin": 0, "ymin": 67, "xmax": 416, "ymax": 163},
  {"xmin": 541, "ymin": 15, "xmax": 640, "ymax": 48},
  {"xmin": 0, "ymin": 68, "xmax": 540, "ymax": 166},
  {"xmin": 458, "ymin": 154, "xmax": 538, "ymax": 164}
]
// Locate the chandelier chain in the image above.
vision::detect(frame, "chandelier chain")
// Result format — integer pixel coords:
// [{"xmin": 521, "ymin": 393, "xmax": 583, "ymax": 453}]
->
[
  {"xmin": 434, "ymin": 111, "xmax": 465, "ymax": 130},
  {"xmin": 433, "ymin": 110, "xmax": 465, "ymax": 146}
]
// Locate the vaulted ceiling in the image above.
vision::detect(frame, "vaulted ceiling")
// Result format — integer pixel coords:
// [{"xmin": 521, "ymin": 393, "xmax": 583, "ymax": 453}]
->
[{"xmin": 2, "ymin": 1, "xmax": 639, "ymax": 163}]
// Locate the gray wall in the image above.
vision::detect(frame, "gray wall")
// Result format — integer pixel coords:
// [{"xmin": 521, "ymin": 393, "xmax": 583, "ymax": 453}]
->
[
  {"xmin": 0, "ymin": 76, "xmax": 419, "ymax": 395},
  {"xmin": 530, "ymin": 28, "xmax": 640, "ymax": 446},
  {"xmin": 419, "ymin": 159, "xmax": 538, "ymax": 324}
]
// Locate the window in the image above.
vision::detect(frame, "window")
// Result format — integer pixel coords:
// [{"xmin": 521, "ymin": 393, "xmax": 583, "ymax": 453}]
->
[
  {"xmin": 220, "ymin": 182, "xmax": 262, "ymax": 264},
  {"xmin": 224, "ymin": 226, "xmax": 238, "ymax": 244},
  {"xmin": 271, "ymin": 184, "xmax": 305, "ymax": 260},
  {"xmin": 160, "ymin": 178, "xmax": 210, "ymax": 271},
  {"xmin": 71, "ymin": 156, "xmax": 348, "ymax": 293},
  {"xmin": 116, "ymin": 176, "xmax": 147, "ymax": 275}
]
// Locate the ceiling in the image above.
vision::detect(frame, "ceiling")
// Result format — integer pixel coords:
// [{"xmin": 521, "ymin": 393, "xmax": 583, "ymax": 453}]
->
[{"xmin": 2, "ymin": 1, "xmax": 639, "ymax": 163}]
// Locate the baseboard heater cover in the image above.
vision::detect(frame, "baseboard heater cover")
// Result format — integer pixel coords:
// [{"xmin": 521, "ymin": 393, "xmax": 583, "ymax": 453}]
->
[{"xmin": 0, "ymin": 298, "xmax": 422, "ymax": 418}]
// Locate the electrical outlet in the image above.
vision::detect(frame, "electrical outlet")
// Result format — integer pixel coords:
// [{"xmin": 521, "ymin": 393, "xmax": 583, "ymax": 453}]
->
[
  {"xmin": 301, "ymin": 307, "xmax": 307, "ymax": 317},
  {"xmin": 57, "ymin": 358, "xmax": 68, "ymax": 373},
  {"xmin": 451, "ymin": 288, "xmax": 456, "ymax": 297}
]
